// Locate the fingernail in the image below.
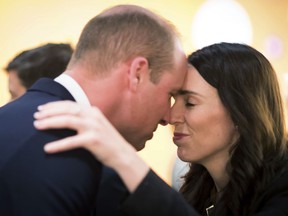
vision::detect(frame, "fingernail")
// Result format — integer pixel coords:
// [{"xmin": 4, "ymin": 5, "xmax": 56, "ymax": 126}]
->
[
  {"xmin": 34, "ymin": 112, "xmax": 39, "ymax": 118},
  {"xmin": 44, "ymin": 145, "xmax": 53, "ymax": 152},
  {"xmin": 33, "ymin": 120, "xmax": 41, "ymax": 128}
]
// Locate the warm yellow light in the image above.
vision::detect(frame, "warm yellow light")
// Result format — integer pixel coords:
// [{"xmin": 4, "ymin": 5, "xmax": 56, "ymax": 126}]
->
[{"xmin": 191, "ymin": 0, "xmax": 253, "ymax": 49}]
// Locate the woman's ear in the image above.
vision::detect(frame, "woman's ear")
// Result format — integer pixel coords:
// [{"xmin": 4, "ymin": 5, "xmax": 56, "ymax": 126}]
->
[{"xmin": 128, "ymin": 57, "xmax": 149, "ymax": 91}]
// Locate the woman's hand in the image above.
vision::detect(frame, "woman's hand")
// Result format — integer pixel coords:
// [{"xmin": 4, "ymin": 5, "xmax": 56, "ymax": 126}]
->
[{"xmin": 34, "ymin": 100, "xmax": 149, "ymax": 192}]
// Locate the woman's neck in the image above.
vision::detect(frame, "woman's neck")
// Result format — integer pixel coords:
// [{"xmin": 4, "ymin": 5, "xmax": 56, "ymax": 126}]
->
[{"xmin": 204, "ymin": 157, "xmax": 230, "ymax": 192}]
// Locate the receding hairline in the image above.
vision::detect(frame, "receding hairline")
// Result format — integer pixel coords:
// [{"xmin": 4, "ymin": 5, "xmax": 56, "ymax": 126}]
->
[
  {"xmin": 99, "ymin": 4, "xmax": 178, "ymax": 34},
  {"xmin": 68, "ymin": 4, "xmax": 182, "ymax": 79},
  {"xmin": 98, "ymin": 4, "xmax": 182, "ymax": 58},
  {"xmin": 99, "ymin": 4, "xmax": 160, "ymax": 19}
]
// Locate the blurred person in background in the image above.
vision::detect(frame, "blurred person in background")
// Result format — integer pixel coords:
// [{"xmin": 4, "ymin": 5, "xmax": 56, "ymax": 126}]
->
[{"xmin": 5, "ymin": 43, "xmax": 73, "ymax": 100}]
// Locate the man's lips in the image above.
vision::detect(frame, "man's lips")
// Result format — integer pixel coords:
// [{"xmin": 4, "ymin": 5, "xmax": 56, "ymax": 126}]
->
[{"xmin": 173, "ymin": 132, "xmax": 189, "ymax": 141}]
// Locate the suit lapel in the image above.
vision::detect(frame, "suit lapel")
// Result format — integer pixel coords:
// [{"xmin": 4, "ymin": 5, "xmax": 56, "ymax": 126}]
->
[{"xmin": 28, "ymin": 78, "xmax": 75, "ymax": 101}]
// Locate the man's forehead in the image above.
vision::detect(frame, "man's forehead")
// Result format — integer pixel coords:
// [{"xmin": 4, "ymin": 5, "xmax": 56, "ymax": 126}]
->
[
  {"xmin": 161, "ymin": 69, "xmax": 186, "ymax": 93},
  {"xmin": 175, "ymin": 63, "xmax": 188, "ymax": 87}
]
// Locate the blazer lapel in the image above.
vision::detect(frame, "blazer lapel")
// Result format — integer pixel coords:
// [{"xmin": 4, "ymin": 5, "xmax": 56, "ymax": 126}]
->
[{"xmin": 28, "ymin": 78, "xmax": 75, "ymax": 101}]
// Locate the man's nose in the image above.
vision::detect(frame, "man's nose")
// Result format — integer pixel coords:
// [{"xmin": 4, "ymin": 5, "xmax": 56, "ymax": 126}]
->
[
  {"xmin": 169, "ymin": 102, "xmax": 183, "ymax": 125},
  {"xmin": 159, "ymin": 108, "xmax": 171, "ymax": 126}
]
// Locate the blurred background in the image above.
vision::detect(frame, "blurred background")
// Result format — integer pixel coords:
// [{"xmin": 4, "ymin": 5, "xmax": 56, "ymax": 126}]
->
[{"xmin": 1, "ymin": 0, "xmax": 288, "ymax": 185}]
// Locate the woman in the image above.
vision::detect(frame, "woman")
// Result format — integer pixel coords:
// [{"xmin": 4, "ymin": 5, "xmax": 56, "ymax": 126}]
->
[
  {"xmin": 174, "ymin": 43, "xmax": 288, "ymax": 215},
  {"xmin": 34, "ymin": 43, "xmax": 288, "ymax": 215}
]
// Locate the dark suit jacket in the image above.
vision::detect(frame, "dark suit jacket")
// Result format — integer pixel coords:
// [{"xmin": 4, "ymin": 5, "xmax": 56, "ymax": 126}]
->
[
  {"xmin": 121, "ymin": 168, "xmax": 288, "ymax": 216},
  {"xmin": 121, "ymin": 170, "xmax": 199, "ymax": 216},
  {"xmin": 0, "ymin": 78, "xmax": 102, "ymax": 216},
  {"xmin": 97, "ymin": 166, "xmax": 288, "ymax": 216},
  {"xmin": 95, "ymin": 166, "xmax": 129, "ymax": 216},
  {"xmin": 94, "ymin": 167, "xmax": 198, "ymax": 216}
]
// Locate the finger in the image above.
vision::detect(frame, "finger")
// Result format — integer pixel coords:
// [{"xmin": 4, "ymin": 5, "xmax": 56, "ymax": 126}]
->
[
  {"xmin": 35, "ymin": 101, "xmax": 81, "ymax": 119},
  {"xmin": 34, "ymin": 115, "xmax": 83, "ymax": 131},
  {"xmin": 38, "ymin": 100, "xmax": 75, "ymax": 110},
  {"xmin": 44, "ymin": 133, "xmax": 90, "ymax": 153}
]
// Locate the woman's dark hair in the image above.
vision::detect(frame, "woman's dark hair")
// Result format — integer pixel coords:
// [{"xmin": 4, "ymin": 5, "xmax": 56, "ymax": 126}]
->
[{"xmin": 180, "ymin": 42, "xmax": 288, "ymax": 215}]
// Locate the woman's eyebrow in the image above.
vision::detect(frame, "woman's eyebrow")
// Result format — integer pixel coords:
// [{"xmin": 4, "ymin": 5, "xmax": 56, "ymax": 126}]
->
[{"xmin": 178, "ymin": 89, "xmax": 197, "ymax": 95}]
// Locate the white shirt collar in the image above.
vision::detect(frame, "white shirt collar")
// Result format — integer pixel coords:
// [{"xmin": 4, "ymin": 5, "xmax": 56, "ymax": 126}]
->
[{"xmin": 54, "ymin": 74, "xmax": 91, "ymax": 107}]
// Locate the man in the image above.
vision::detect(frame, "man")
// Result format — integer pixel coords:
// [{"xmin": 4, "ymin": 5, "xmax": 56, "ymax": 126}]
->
[
  {"xmin": 0, "ymin": 4, "xmax": 187, "ymax": 216},
  {"xmin": 5, "ymin": 43, "xmax": 73, "ymax": 100}
]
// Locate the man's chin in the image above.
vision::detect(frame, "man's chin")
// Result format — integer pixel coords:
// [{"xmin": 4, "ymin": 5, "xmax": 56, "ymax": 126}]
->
[
  {"xmin": 134, "ymin": 142, "xmax": 146, "ymax": 151},
  {"xmin": 128, "ymin": 133, "xmax": 154, "ymax": 151}
]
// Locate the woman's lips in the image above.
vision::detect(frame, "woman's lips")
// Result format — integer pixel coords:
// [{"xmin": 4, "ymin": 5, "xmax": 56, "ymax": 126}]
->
[{"xmin": 173, "ymin": 133, "xmax": 189, "ymax": 142}]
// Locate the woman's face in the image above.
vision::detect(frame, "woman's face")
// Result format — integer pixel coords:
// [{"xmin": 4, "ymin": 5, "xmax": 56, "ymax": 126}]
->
[{"xmin": 170, "ymin": 66, "xmax": 238, "ymax": 169}]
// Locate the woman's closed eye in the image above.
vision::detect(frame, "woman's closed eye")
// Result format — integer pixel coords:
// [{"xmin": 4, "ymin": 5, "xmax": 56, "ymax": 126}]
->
[{"xmin": 185, "ymin": 100, "xmax": 196, "ymax": 107}]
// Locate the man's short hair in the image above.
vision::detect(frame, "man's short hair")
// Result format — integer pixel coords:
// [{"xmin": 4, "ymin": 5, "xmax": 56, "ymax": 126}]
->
[{"xmin": 69, "ymin": 5, "xmax": 180, "ymax": 83}]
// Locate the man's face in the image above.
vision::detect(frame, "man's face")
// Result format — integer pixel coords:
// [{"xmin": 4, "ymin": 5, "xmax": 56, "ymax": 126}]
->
[
  {"xmin": 8, "ymin": 70, "xmax": 26, "ymax": 100},
  {"xmin": 123, "ymin": 46, "xmax": 188, "ymax": 151}
]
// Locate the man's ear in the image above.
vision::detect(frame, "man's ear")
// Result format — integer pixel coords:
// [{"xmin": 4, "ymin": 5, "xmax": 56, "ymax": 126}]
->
[{"xmin": 128, "ymin": 57, "xmax": 149, "ymax": 92}]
